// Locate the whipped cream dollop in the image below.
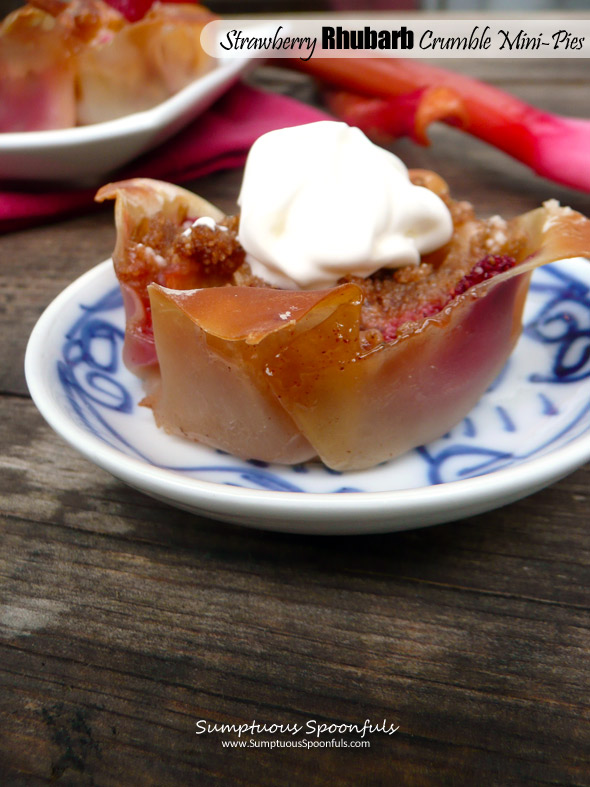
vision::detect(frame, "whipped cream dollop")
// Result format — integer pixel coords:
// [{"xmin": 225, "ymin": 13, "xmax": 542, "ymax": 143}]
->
[{"xmin": 237, "ymin": 121, "xmax": 453, "ymax": 290}]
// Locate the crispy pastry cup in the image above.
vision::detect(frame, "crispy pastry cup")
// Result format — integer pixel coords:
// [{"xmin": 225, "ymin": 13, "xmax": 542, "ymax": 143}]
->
[
  {"xmin": 97, "ymin": 178, "xmax": 590, "ymax": 472},
  {"xmin": 76, "ymin": 3, "xmax": 216, "ymax": 125},
  {"xmin": 0, "ymin": 1, "xmax": 215, "ymax": 130}
]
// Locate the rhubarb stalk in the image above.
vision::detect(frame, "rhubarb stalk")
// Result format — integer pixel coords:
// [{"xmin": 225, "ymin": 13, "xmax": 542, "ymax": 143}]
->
[
  {"xmin": 290, "ymin": 57, "xmax": 590, "ymax": 193},
  {"xmin": 324, "ymin": 85, "xmax": 467, "ymax": 146}
]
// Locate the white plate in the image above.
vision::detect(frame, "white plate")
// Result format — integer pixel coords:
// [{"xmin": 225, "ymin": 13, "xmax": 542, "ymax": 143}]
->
[
  {"xmin": 25, "ymin": 258, "xmax": 590, "ymax": 534},
  {"xmin": 0, "ymin": 57, "xmax": 252, "ymax": 184}
]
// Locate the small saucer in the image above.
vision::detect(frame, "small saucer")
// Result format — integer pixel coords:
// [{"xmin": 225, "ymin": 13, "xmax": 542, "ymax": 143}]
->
[{"xmin": 25, "ymin": 257, "xmax": 590, "ymax": 534}]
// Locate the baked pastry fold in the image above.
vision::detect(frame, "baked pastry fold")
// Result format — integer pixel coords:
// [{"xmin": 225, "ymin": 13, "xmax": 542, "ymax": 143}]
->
[
  {"xmin": 97, "ymin": 177, "xmax": 590, "ymax": 471},
  {"xmin": 0, "ymin": 0, "xmax": 215, "ymax": 131}
]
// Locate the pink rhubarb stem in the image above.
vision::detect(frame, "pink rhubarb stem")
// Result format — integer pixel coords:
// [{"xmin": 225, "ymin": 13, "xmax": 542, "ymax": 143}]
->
[
  {"xmin": 324, "ymin": 85, "xmax": 467, "ymax": 145},
  {"xmin": 289, "ymin": 57, "xmax": 590, "ymax": 193}
]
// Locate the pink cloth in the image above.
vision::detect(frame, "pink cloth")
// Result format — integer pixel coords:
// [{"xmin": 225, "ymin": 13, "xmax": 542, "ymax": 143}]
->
[{"xmin": 0, "ymin": 83, "xmax": 329, "ymax": 233}]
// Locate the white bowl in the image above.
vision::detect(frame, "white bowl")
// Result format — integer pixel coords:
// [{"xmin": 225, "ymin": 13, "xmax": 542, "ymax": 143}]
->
[{"xmin": 0, "ymin": 57, "xmax": 252, "ymax": 184}]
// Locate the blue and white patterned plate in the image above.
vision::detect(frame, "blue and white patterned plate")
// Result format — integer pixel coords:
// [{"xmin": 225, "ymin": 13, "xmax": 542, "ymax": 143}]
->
[{"xmin": 25, "ymin": 258, "xmax": 590, "ymax": 534}]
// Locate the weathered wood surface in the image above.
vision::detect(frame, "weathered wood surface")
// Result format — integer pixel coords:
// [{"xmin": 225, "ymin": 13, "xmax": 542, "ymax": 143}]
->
[{"xmin": 1, "ymin": 57, "xmax": 590, "ymax": 786}]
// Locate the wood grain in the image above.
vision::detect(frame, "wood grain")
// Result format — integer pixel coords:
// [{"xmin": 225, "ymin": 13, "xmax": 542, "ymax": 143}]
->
[{"xmin": 1, "ymin": 56, "xmax": 590, "ymax": 785}]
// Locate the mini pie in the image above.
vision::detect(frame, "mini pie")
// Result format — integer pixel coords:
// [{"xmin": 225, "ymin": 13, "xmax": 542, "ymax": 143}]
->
[
  {"xmin": 96, "ymin": 175, "xmax": 590, "ymax": 471},
  {"xmin": 0, "ymin": 0, "xmax": 215, "ymax": 131}
]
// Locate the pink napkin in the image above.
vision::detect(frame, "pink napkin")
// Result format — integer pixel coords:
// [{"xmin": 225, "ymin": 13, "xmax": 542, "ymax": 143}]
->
[{"xmin": 0, "ymin": 83, "xmax": 329, "ymax": 233}]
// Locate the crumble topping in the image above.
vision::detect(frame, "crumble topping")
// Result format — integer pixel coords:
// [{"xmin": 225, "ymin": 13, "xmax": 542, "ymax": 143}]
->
[{"xmin": 115, "ymin": 175, "xmax": 527, "ymax": 351}]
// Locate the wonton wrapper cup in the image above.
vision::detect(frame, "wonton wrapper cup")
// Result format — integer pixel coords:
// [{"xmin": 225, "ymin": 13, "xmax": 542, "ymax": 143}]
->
[
  {"xmin": 98, "ymin": 178, "xmax": 224, "ymax": 372},
  {"xmin": 0, "ymin": 4, "xmax": 80, "ymax": 131},
  {"xmin": 98, "ymin": 179, "xmax": 590, "ymax": 472},
  {"xmin": 0, "ymin": 0, "xmax": 215, "ymax": 131},
  {"xmin": 76, "ymin": 3, "xmax": 216, "ymax": 125}
]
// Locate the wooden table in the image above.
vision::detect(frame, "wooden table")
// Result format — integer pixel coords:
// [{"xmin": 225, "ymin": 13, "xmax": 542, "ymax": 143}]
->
[{"xmin": 1, "ymin": 57, "xmax": 590, "ymax": 786}]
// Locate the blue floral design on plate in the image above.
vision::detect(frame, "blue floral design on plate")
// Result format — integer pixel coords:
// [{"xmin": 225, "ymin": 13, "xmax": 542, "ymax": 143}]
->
[{"xmin": 55, "ymin": 259, "xmax": 590, "ymax": 494}]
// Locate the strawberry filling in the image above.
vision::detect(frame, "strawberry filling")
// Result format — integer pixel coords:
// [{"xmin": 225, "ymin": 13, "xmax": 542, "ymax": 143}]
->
[{"xmin": 380, "ymin": 253, "xmax": 516, "ymax": 342}]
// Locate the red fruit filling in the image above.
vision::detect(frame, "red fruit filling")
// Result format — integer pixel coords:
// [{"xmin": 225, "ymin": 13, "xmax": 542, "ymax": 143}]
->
[
  {"xmin": 378, "ymin": 254, "xmax": 516, "ymax": 342},
  {"xmin": 452, "ymin": 254, "xmax": 516, "ymax": 296},
  {"xmin": 104, "ymin": 0, "xmax": 153, "ymax": 22}
]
